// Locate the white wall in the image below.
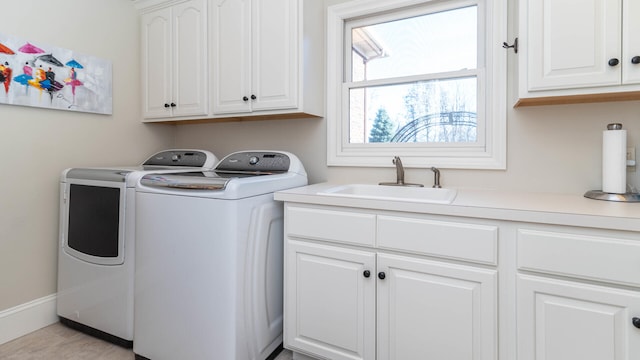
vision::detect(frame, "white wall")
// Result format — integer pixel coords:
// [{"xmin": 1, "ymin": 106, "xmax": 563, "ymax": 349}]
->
[
  {"xmin": 175, "ymin": 102, "xmax": 640, "ymax": 194},
  {"xmin": 175, "ymin": 0, "xmax": 640, "ymax": 194},
  {"xmin": 0, "ymin": 0, "xmax": 174, "ymax": 311}
]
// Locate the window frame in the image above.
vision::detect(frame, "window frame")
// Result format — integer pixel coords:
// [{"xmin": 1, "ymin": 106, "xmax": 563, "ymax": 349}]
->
[{"xmin": 326, "ymin": 0, "xmax": 507, "ymax": 169}]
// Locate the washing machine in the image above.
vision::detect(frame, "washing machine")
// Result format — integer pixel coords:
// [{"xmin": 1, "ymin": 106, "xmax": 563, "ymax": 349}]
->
[
  {"xmin": 133, "ymin": 150, "xmax": 307, "ymax": 360},
  {"xmin": 57, "ymin": 149, "xmax": 218, "ymax": 347}
]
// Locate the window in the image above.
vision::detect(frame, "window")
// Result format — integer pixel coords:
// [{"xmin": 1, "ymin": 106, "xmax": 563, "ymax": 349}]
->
[{"xmin": 327, "ymin": 0, "xmax": 507, "ymax": 169}]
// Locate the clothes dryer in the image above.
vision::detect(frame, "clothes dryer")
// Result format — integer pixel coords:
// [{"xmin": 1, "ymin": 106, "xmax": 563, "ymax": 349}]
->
[{"xmin": 57, "ymin": 149, "xmax": 218, "ymax": 347}]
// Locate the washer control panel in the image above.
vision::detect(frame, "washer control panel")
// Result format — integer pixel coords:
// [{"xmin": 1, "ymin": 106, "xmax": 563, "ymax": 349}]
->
[
  {"xmin": 143, "ymin": 150, "xmax": 213, "ymax": 167},
  {"xmin": 217, "ymin": 152, "xmax": 291, "ymax": 173}
]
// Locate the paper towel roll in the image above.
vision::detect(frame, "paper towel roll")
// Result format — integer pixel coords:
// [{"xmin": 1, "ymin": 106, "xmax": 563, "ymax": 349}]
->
[{"xmin": 602, "ymin": 125, "xmax": 627, "ymax": 194}]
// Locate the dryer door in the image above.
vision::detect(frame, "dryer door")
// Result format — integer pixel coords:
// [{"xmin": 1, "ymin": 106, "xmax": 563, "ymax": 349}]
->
[{"xmin": 61, "ymin": 178, "xmax": 126, "ymax": 265}]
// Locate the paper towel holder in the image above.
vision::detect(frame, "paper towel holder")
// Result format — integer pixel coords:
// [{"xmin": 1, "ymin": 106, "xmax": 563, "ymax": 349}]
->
[
  {"xmin": 585, "ymin": 122, "xmax": 639, "ymax": 201},
  {"xmin": 584, "ymin": 190, "xmax": 640, "ymax": 202}
]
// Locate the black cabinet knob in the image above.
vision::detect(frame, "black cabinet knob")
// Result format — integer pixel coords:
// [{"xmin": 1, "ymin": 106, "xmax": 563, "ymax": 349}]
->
[
  {"xmin": 170, "ymin": 103, "xmax": 176, "ymax": 107},
  {"xmin": 363, "ymin": 270, "xmax": 371, "ymax": 278},
  {"xmin": 164, "ymin": 103, "xmax": 170, "ymax": 108},
  {"xmin": 243, "ymin": 96, "xmax": 249, "ymax": 101},
  {"xmin": 378, "ymin": 272, "xmax": 386, "ymax": 280},
  {"xmin": 633, "ymin": 317, "xmax": 640, "ymax": 329},
  {"xmin": 608, "ymin": 58, "xmax": 620, "ymax": 66},
  {"xmin": 632, "ymin": 56, "xmax": 640, "ymax": 65},
  {"xmin": 251, "ymin": 94, "xmax": 257, "ymax": 100}
]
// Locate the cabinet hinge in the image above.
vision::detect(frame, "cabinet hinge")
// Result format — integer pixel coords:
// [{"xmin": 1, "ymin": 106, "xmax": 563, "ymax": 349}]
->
[{"xmin": 502, "ymin": 37, "xmax": 518, "ymax": 53}]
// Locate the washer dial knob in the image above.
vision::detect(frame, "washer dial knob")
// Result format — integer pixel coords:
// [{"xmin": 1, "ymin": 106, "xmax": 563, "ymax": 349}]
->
[{"xmin": 249, "ymin": 156, "xmax": 260, "ymax": 165}]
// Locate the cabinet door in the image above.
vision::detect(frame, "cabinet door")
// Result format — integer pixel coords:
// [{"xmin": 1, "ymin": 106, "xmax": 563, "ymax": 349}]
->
[
  {"xmin": 623, "ymin": 0, "xmax": 640, "ymax": 84},
  {"xmin": 171, "ymin": 0, "xmax": 208, "ymax": 117},
  {"xmin": 211, "ymin": 0, "xmax": 252, "ymax": 114},
  {"xmin": 377, "ymin": 254, "xmax": 497, "ymax": 360},
  {"xmin": 526, "ymin": 0, "xmax": 621, "ymax": 91},
  {"xmin": 141, "ymin": 7, "xmax": 172, "ymax": 118},
  {"xmin": 285, "ymin": 240, "xmax": 376, "ymax": 360},
  {"xmin": 251, "ymin": 0, "xmax": 298, "ymax": 111},
  {"xmin": 517, "ymin": 274, "xmax": 640, "ymax": 360}
]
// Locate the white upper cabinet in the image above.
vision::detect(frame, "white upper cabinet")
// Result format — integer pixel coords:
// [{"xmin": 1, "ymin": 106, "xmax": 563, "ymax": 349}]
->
[
  {"xmin": 210, "ymin": 0, "xmax": 251, "ymax": 114},
  {"xmin": 623, "ymin": 0, "xmax": 640, "ymax": 84},
  {"xmin": 211, "ymin": 0, "xmax": 324, "ymax": 118},
  {"xmin": 140, "ymin": 0, "xmax": 208, "ymax": 119},
  {"xmin": 517, "ymin": 0, "xmax": 640, "ymax": 106},
  {"xmin": 137, "ymin": 0, "xmax": 323, "ymax": 122},
  {"xmin": 141, "ymin": 6, "xmax": 171, "ymax": 119},
  {"xmin": 526, "ymin": 0, "xmax": 620, "ymax": 91}
]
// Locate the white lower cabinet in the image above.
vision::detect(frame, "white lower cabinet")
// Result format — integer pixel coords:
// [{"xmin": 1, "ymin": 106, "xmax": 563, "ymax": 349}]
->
[
  {"xmin": 377, "ymin": 254, "xmax": 497, "ymax": 360},
  {"xmin": 517, "ymin": 274, "xmax": 640, "ymax": 360},
  {"xmin": 285, "ymin": 240, "xmax": 375, "ymax": 360},
  {"xmin": 284, "ymin": 204, "xmax": 498, "ymax": 360},
  {"xmin": 282, "ymin": 201, "xmax": 640, "ymax": 360},
  {"xmin": 516, "ymin": 226, "xmax": 640, "ymax": 360}
]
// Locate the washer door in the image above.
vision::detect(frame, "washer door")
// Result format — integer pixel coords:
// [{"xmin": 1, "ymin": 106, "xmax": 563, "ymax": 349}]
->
[{"xmin": 61, "ymin": 179, "xmax": 126, "ymax": 265}]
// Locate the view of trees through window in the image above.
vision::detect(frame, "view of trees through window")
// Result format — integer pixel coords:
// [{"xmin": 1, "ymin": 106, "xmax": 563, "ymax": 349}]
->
[{"xmin": 348, "ymin": 5, "xmax": 478, "ymax": 144}]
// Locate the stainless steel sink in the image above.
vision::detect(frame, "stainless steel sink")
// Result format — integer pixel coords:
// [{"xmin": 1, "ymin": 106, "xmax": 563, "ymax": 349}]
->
[{"xmin": 318, "ymin": 184, "xmax": 457, "ymax": 204}]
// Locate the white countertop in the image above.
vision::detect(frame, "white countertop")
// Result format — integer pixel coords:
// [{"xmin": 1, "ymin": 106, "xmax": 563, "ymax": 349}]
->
[{"xmin": 274, "ymin": 183, "xmax": 640, "ymax": 232}]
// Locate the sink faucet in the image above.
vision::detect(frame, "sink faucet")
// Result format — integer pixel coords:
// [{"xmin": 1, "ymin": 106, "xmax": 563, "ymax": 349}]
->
[
  {"xmin": 379, "ymin": 156, "xmax": 423, "ymax": 187},
  {"xmin": 431, "ymin": 167, "xmax": 441, "ymax": 188},
  {"xmin": 394, "ymin": 156, "xmax": 405, "ymax": 185}
]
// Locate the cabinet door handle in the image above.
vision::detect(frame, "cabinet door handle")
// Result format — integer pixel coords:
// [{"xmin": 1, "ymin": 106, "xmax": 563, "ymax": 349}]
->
[
  {"xmin": 243, "ymin": 96, "xmax": 249, "ymax": 102},
  {"xmin": 251, "ymin": 94, "xmax": 257, "ymax": 100},
  {"xmin": 608, "ymin": 58, "xmax": 620, "ymax": 66},
  {"xmin": 170, "ymin": 103, "xmax": 176, "ymax": 107},
  {"xmin": 164, "ymin": 103, "xmax": 170, "ymax": 108},
  {"xmin": 633, "ymin": 317, "xmax": 640, "ymax": 329},
  {"xmin": 632, "ymin": 56, "xmax": 640, "ymax": 65},
  {"xmin": 363, "ymin": 270, "xmax": 371, "ymax": 278},
  {"xmin": 378, "ymin": 272, "xmax": 386, "ymax": 280}
]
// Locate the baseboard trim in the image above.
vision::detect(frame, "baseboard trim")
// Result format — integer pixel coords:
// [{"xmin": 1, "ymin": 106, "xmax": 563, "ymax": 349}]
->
[{"xmin": 0, "ymin": 294, "xmax": 58, "ymax": 346}]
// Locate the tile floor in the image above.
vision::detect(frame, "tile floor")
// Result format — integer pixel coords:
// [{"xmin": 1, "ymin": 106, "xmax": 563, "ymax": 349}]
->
[{"xmin": 0, "ymin": 323, "xmax": 293, "ymax": 360}]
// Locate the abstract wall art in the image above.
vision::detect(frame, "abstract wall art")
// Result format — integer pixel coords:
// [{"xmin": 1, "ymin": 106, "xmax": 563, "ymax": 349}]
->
[{"xmin": 0, "ymin": 33, "xmax": 112, "ymax": 115}]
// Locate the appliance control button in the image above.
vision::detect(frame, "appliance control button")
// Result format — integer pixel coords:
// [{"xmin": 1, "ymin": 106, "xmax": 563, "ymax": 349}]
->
[{"xmin": 249, "ymin": 156, "xmax": 260, "ymax": 165}]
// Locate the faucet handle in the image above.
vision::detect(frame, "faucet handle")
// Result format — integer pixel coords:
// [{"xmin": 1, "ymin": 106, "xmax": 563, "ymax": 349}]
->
[
  {"xmin": 431, "ymin": 167, "xmax": 442, "ymax": 188},
  {"xmin": 393, "ymin": 156, "xmax": 404, "ymax": 185}
]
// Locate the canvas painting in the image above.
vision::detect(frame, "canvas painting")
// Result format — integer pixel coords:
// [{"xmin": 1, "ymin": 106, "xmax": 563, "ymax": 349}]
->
[{"xmin": 0, "ymin": 33, "xmax": 112, "ymax": 115}]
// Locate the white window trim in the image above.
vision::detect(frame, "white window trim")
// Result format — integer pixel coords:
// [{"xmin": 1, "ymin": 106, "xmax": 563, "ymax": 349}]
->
[{"xmin": 326, "ymin": 0, "xmax": 507, "ymax": 169}]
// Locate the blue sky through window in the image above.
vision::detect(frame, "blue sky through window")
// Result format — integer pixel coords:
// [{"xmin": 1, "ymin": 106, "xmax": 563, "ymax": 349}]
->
[{"xmin": 350, "ymin": 6, "xmax": 478, "ymax": 143}]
